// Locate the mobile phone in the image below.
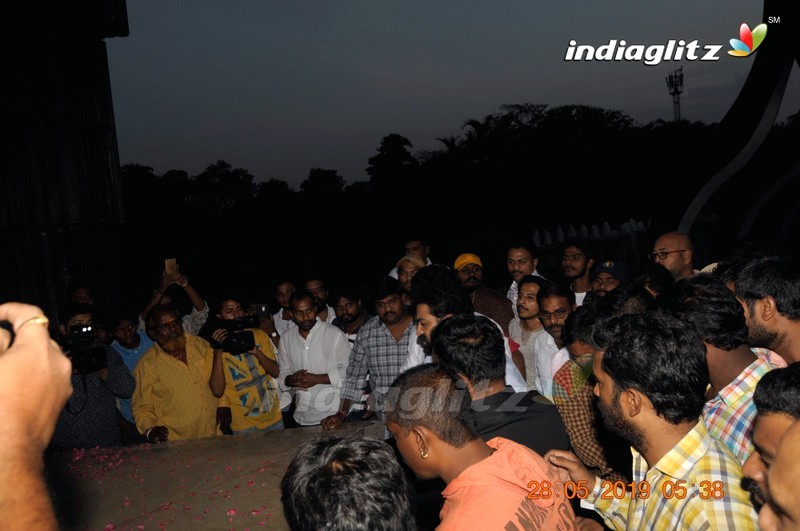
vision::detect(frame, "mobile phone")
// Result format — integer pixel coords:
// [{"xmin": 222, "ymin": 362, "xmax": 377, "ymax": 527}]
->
[{"xmin": 164, "ymin": 258, "xmax": 178, "ymax": 275}]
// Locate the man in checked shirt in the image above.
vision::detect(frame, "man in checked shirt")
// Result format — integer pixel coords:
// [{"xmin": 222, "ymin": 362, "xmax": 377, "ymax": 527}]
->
[
  {"xmin": 322, "ymin": 276, "xmax": 415, "ymax": 429},
  {"xmin": 545, "ymin": 312, "xmax": 757, "ymax": 530}
]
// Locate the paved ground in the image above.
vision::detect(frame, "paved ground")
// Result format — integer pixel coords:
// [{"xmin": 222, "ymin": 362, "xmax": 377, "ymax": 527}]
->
[{"xmin": 45, "ymin": 421, "xmax": 386, "ymax": 530}]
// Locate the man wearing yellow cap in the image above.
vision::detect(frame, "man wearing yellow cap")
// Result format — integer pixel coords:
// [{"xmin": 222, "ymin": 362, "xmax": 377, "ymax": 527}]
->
[{"xmin": 454, "ymin": 253, "xmax": 514, "ymax": 336}]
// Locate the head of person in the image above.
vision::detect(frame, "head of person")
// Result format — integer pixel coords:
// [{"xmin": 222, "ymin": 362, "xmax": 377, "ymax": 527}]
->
[
  {"xmin": 517, "ymin": 276, "xmax": 551, "ymax": 322},
  {"xmin": 108, "ymin": 310, "xmax": 141, "ymax": 349},
  {"xmin": 330, "ymin": 286, "xmax": 364, "ymax": 325},
  {"xmin": 561, "ymin": 305, "xmax": 597, "ymax": 372},
  {"xmin": 662, "ymin": 273, "xmax": 748, "ymax": 351},
  {"xmin": 650, "ymin": 231, "xmax": 694, "ymax": 280},
  {"xmin": 431, "ymin": 313, "xmax": 505, "ymax": 389},
  {"xmin": 396, "ymin": 254, "xmax": 426, "ymax": 293},
  {"xmin": 275, "ymin": 281, "xmax": 297, "ymax": 310},
  {"xmin": 144, "ymin": 304, "xmax": 185, "ymax": 352},
  {"xmin": 409, "ymin": 265, "xmax": 473, "ymax": 354},
  {"xmin": 304, "ymin": 277, "xmax": 329, "ymax": 310},
  {"xmin": 759, "ymin": 419, "xmax": 800, "ymax": 531},
  {"xmin": 385, "ymin": 363, "xmax": 478, "ymax": 480},
  {"xmin": 592, "ymin": 312, "xmax": 708, "ymax": 450},
  {"xmin": 215, "ymin": 296, "xmax": 245, "ymax": 321},
  {"xmin": 590, "ymin": 260, "xmax": 628, "ymax": 298},
  {"xmin": 280, "ymin": 436, "xmax": 415, "ymax": 531},
  {"xmin": 743, "ymin": 364, "xmax": 800, "ymax": 508},
  {"xmin": 560, "ymin": 239, "xmax": 595, "ymax": 282},
  {"xmin": 68, "ymin": 285, "xmax": 96, "ymax": 306},
  {"xmin": 58, "ymin": 303, "xmax": 95, "ymax": 342},
  {"xmin": 506, "ymin": 242, "xmax": 538, "ymax": 283},
  {"xmin": 403, "ymin": 238, "xmax": 430, "ymax": 263},
  {"xmin": 374, "ymin": 276, "xmax": 407, "ymax": 326},
  {"xmin": 289, "ymin": 290, "xmax": 318, "ymax": 333},
  {"xmin": 724, "ymin": 255, "xmax": 800, "ymax": 359},
  {"xmin": 536, "ymin": 283, "xmax": 576, "ymax": 343},
  {"xmin": 632, "ymin": 262, "xmax": 675, "ymax": 299},
  {"xmin": 454, "ymin": 253, "xmax": 484, "ymax": 293}
]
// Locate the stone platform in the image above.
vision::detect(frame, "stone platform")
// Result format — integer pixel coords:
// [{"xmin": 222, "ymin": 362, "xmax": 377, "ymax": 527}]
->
[{"xmin": 45, "ymin": 421, "xmax": 386, "ymax": 530}]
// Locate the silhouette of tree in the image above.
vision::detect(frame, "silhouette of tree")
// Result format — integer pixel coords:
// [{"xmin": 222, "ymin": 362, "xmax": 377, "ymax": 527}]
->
[
  {"xmin": 300, "ymin": 168, "xmax": 345, "ymax": 195},
  {"xmin": 366, "ymin": 134, "xmax": 418, "ymax": 192}
]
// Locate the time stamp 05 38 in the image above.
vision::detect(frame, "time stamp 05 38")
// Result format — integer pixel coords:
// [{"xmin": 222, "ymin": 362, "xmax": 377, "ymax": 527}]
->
[{"xmin": 527, "ymin": 480, "xmax": 726, "ymax": 501}]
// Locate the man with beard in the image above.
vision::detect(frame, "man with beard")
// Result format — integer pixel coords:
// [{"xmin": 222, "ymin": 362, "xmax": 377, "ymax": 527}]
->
[
  {"xmin": 322, "ymin": 277, "xmax": 414, "ymax": 429},
  {"xmin": 589, "ymin": 260, "xmax": 628, "ymax": 299},
  {"xmin": 650, "ymin": 231, "xmax": 697, "ymax": 281},
  {"xmin": 531, "ymin": 282, "xmax": 575, "ymax": 400},
  {"xmin": 722, "ymin": 254, "xmax": 800, "ymax": 364},
  {"xmin": 133, "ymin": 304, "xmax": 227, "ymax": 442},
  {"xmin": 742, "ymin": 364, "xmax": 800, "ymax": 510},
  {"xmin": 663, "ymin": 274, "xmax": 781, "ymax": 463},
  {"xmin": 304, "ymin": 277, "xmax": 336, "ymax": 324},
  {"xmin": 454, "ymin": 253, "xmax": 513, "ymax": 335},
  {"xmin": 509, "ymin": 275, "xmax": 550, "ymax": 390},
  {"xmin": 551, "ymin": 306, "xmax": 631, "ymax": 485},
  {"xmin": 330, "ymin": 286, "xmax": 374, "ymax": 420},
  {"xmin": 505, "ymin": 241, "xmax": 545, "ymax": 316},
  {"xmin": 560, "ymin": 239, "xmax": 595, "ymax": 306},
  {"xmin": 277, "ymin": 291, "xmax": 351, "ymax": 427},
  {"xmin": 400, "ymin": 265, "xmax": 527, "ymax": 391},
  {"xmin": 545, "ymin": 312, "xmax": 757, "ymax": 530}
]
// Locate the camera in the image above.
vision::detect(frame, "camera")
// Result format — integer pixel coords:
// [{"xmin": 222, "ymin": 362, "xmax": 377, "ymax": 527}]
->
[
  {"xmin": 64, "ymin": 324, "xmax": 108, "ymax": 374},
  {"xmin": 205, "ymin": 315, "xmax": 259, "ymax": 354}
]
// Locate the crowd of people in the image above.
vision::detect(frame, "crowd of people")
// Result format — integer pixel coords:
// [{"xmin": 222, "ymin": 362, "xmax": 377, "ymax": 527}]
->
[{"xmin": 3, "ymin": 231, "xmax": 800, "ymax": 530}]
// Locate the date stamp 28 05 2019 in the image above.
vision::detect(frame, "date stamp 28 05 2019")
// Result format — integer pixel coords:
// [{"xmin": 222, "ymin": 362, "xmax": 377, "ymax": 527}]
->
[{"xmin": 527, "ymin": 480, "xmax": 726, "ymax": 501}]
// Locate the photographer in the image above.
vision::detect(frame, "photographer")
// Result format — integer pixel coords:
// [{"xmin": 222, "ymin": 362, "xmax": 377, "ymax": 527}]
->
[
  {"xmin": 205, "ymin": 297, "xmax": 283, "ymax": 433},
  {"xmin": 49, "ymin": 304, "xmax": 135, "ymax": 451}
]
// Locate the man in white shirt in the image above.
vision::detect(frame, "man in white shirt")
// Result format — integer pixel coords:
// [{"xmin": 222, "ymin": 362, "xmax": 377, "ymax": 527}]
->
[
  {"xmin": 277, "ymin": 291, "xmax": 351, "ymax": 426},
  {"xmin": 532, "ymin": 282, "xmax": 575, "ymax": 400}
]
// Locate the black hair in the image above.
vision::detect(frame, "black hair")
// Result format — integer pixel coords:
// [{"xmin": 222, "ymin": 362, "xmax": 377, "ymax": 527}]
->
[
  {"xmin": 374, "ymin": 276, "xmax": 403, "ymax": 301},
  {"xmin": 517, "ymin": 275, "xmax": 551, "ymax": 293},
  {"xmin": 281, "ymin": 436, "xmax": 415, "ymax": 531},
  {"xmin": 288, "ymin": 290, "xmax": 315, "ymax": 308},
  {"xmin": 432, "ymin": 314, "xmax": 505, "ymax": 384},
  {"xmin": 753, "ymin": 364, "xmax": 800, "ymax": 419},
  {"xmin": 561, "ymin": 304, "xmax": 597, "ymax": 347},
  {"xmin": 409, "ymin": 264, "xmax": 473, "ymax": 318},
  {"xmin": 386, "ymin": 364, "xmax": 478, "ymax": 447},
  {"xmin": 59, "ymin": 302, "xmax": 95, "ymax": 324},
  {"xmin": 536, "ymin": 282, "xmax": 576, "ymax": 308},
  {"xmin": 728, "ymin": 255, "xmax": 800, "ymax": 321},
  {"xmin": 662, "ymin": 274, "xmax": 747, "ymax": 350},
  {"xmin": 631, "ymin": 262, "xmax": 675, "ymax": 298},
  {"xmin": 506, "ymin": 240, "xmax": 538, "ymax": 259},
  {"xmin": 594, "ymin": 312, "xmax": 708, "ymax": 424}
]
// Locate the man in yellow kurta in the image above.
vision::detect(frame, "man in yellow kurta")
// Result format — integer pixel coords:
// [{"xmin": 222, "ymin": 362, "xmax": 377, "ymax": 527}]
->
[{"xmin": 133, "ymin": 305, "xmax": 224, "ymax": 442}]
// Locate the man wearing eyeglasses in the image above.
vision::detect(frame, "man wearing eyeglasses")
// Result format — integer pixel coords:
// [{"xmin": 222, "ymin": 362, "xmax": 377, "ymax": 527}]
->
[
  {"xmin": 531, "ymin": 283, "xmax": 576, "ymax": 400},
  {"xmin": 650, "ymin": 231, "xmax": 697, "ymax": 281}
]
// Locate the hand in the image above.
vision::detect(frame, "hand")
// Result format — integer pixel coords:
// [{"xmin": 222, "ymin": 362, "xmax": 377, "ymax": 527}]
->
[
  {"xmin": 158, "ymin": 271, "xmax": 176, "ymax": 292},
  {"xmin": 210, "ymin": 328, "xmax": 227, "ymax": 349},
  {"xmin": 0, "ymin": 303, "xmax": 72, "ymax": 452},
  {"xmin": 258, "ymin": 313, "xmax": 277, "ymax": 336},
  {"xmin": 321, "ymin": 412, "xmax": 346, "ymax": 430},
  {"xmin": 287, "ymin": 369, "xmax": 309, "ymax": 389},
  {"xmin": 543, "ymin": 449, "xmax": 597, "ymax": 492},
  {"xmin": 174, "ymin": 274, "xmax": 189, "ymax": 288},
  {"xmin": 217, "ymin": 407, "xmax": 233, "ymax": 435},
  {"xmin": 147, "ymin": 426, "xmax": 169, "ymax": 443}
]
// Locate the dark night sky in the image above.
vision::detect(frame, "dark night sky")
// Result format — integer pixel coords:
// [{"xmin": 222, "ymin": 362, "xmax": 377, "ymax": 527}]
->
[{"xmin": 107, "ymin": 1, "xmax": 799, "ymax": 188}]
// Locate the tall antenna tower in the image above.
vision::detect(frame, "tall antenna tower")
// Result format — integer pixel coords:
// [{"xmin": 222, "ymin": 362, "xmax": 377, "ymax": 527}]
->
[{"xmin": 665, "ymin": 67, "xmax": 684, "ymax": 122}]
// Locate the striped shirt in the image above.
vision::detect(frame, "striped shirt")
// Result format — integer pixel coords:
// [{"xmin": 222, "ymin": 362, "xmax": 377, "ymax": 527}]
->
[
  {"xmin": 703, "ymin": 349, "xmax": 776, "ymax": 463},
  {"xmin": 340, "ymin": 317, "xmax": 414, "ymax": 419},
  {"xmin": 591, "ymin": 421, "xmax": 756, "ymax": 530}
]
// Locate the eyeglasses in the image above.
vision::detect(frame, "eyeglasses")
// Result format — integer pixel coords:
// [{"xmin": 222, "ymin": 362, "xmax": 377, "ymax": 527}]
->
[
  {"xmin": 538, "ymin": 308, "xmax": 569, "ymax": 321},
  {"xmin": 649, "ymin": 249, "xmax": 687, "ymax": 261}
]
